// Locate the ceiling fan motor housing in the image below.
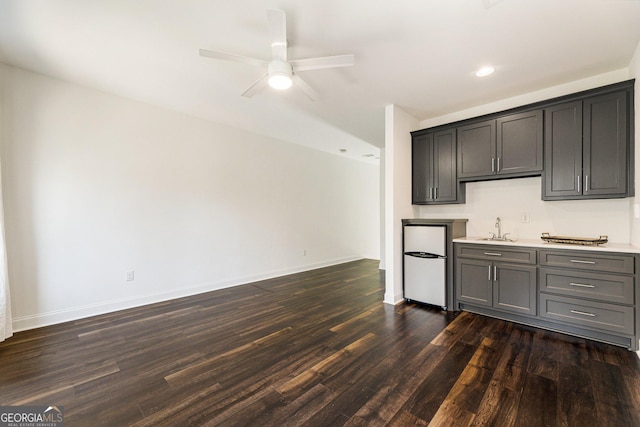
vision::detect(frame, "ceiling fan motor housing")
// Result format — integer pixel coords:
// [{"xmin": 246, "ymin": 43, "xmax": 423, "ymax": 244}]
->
[{"xmin": 268, "ymin": 60, "xmax": 293, "ymax": 89}]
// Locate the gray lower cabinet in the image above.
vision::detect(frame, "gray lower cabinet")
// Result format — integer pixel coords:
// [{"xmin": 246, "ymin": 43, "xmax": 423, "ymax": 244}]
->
[
  {"xmin": 455, "ymin": 243, "xmax": 639, "ymax": 351},
  {"xmin": 538, "ymin": 249, "xmax": 637, "ymax": 343},
  {"xmin": 494, "ymin": 264, "xmax": 537, "ymax": 316},
  {"xmin": 456, "ymin": 246, "xmax": 537, "ymax": 317},
  {"xmin": 457, "ymin": 259, "xmax": 492, "ymax": 306}
]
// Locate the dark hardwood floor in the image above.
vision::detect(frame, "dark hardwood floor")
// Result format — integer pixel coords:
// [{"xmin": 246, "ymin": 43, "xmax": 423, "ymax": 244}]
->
[{"xmin": 1, "ymin": 259, "xmax": 639, "ymax": 426}]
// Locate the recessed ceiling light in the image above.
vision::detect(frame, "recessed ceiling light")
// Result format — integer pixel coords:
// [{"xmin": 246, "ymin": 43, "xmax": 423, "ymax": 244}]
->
[{"xmin": 475, "ymin": 66, "xmax": 495, "ymax": 77}]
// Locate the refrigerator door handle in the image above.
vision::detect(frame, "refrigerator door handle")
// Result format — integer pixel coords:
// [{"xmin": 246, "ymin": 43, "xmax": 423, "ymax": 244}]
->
[{"xmin": 404, "ymin": 251, "xmax": 446, "ymax": 259}]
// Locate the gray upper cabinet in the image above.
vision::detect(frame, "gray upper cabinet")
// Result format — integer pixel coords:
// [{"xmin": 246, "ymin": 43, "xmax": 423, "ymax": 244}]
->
[
  {"xmin": 411, "ymin": 128, "xmax": 462, "ymax": 204},
  {"xmin": 583, "ymin": 91, "xmax": 628, "ymax": 197},
  {"xmin": 543, "ymin": 88, "xmax": 632, "ymax": 200},
  {"xmin": 412, "ymin": 134, "xmax": 432, "ymax": 204},
  {"xmin": 543, "ymin": 101, "xmax": 582, "ymax": 197},
  {"xmin": 457, "ymin": 120, "xmax": 495, "ymax": 179},
  {"xmin": 458, "ymin": 110, "xmax": 543, "ymax": 180},
  {"xmin": 412, "ymin": 79, "xmax": 634, "ymax": 203},
  {"xmin": 496, "ymin": 110, "xmax": 543, "ymax": 175}
]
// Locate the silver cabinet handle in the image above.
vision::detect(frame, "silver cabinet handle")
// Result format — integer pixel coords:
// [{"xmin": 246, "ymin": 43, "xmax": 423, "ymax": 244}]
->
[
  {"xmin": 493, "ymin": 265, "xmax": 497, "ymax": 281},
  {"xmin": 570, "ymin": 309, "xmax": 596, "ymax": 317},
  {"xmin": 577, "ymin": 175, "xmax": 581, "ymax": 193},
  {"xmin": 585, "ymin": 175, "xmax": 589, "ymax": 192},
  {"xmin": 570, "ymin": 282, "xmax": 596, "ymax": 288},
  {"xmin": 570, "ymin": 259, "xmax": 596, "ymax": 265},
  {"xmin": 491, "ymin": 158, "xmax": 495, "ymax": 173},
  {"xmin": 484, "ymin": 252, "xmax": 502, "ymax": 256},
  {"xmin": 497, "ymin": 157, "xmax": 500, "ymax": 172},
  {"xmin": 488, "ymin": 265, "xmax": 492, "ymax": 281}
]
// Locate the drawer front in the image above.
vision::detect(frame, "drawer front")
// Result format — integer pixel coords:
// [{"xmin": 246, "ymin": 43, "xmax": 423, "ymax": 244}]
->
[
  {"xmin": 540, "ymin": 268, "xmax": 634, "ymax": 305},
  {"xmin": 539, "ymin": 294, "xmax": 635, "ymax": 335},
  {"xmin": 456, "ymin": 245, "xmax": 536, "ymax": 264},
  {"xmin": 539, "ymin": 250, "xmax": 634, "ymax": 274}
]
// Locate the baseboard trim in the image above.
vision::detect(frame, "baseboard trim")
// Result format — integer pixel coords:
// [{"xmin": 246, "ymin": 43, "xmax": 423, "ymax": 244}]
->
[
  {"xmin": 383, "ymin": 291, "xmax": 404, "ymax": 306},
  {"xmin": 12, "ymin": 256, "xmax": 362, "ymax": 332}
]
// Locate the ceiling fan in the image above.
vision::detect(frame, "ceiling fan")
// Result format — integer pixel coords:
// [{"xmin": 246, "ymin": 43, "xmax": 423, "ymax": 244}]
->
[{"xmin": 199, "ymin": 9, "xmax": 355, "ymax": 101}]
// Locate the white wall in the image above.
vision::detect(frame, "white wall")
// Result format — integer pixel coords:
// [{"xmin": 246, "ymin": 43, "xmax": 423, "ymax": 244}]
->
[
  {"xmin": 417, "ymin": 177, "xmax": 631, "ymax": 242},
  {"xmin": 630, "ymin": 39, "xmax": 640, "ymax": 247},
  {"xmin": 383, "ymin": 105, "xmax": 417, "ymax": 305},
  {"xmin": 417, "ymin": 69, "xmax": 634, "ymax": 243},
  {"xmin": 0, "ymin": 63, "xmax": 380, "ymax": 331}
]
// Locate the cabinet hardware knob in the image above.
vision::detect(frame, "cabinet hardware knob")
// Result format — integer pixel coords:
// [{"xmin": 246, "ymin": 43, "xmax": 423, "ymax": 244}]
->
[
  {"xmin": 570, "ymin": 309, "xmax": 596, "ymax": 317},
  {"xmin": 570, "ymin": 259, "xmax": 596, "ymax": 264},
  {"xmin": 569, "ymin": 282, "xmax": 596, "ymax": 288}
]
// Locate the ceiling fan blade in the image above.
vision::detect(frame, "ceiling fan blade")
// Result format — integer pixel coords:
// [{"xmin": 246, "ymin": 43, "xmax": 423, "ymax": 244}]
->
[
  {"xmin": 241, "ymin": 73, "xmax": 269, "ymax": 98},
  {"xmin": 292, "ymin": 75, "xmax": 319, "ymax": 101},
  {"xmin": 199, "ymin": 48, "xmax": 268, "ymax": 68},
  {"xmin": 290, "ymin": 54, "xmax": 355, "ymax": 72},
  {"xmin": 267, "ymin": 9, "xmax": 287, "ymax": 62}
]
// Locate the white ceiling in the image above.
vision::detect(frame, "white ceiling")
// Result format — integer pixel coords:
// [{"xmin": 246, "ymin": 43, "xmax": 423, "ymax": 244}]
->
[{"xmin": 1, "ymin": 0, "xmax": 640, "ymax": 163}]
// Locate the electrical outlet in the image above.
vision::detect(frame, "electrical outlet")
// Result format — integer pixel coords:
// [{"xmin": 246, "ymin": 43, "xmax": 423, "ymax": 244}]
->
[
  {"xmin": 521, "ymin": 213, "xmax": 530, "ymax": 223},
  {"xmin": 126, "ymin": 270, "xmax": 135, "ymax": 281}
]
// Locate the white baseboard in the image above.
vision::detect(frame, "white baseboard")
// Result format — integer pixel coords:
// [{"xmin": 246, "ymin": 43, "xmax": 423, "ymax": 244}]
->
[
  {"xmin": 383, "ymin": 291, "xmax": 404, "ymax": 306},
  {"xmin": 12, "ymin": 256, "xmax": 362, "ymax": 332}
]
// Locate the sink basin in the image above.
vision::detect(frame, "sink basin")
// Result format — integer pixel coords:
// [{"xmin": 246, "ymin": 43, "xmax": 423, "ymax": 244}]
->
[{"xmin": 477, "ymin": 237, "xmax": 517, "ymax": 243}]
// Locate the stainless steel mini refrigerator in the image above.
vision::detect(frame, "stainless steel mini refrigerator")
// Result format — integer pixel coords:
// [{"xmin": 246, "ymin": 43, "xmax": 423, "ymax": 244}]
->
[{"xmin": 403, "ymin": 224, "xmax": 447, "ymax": 308}]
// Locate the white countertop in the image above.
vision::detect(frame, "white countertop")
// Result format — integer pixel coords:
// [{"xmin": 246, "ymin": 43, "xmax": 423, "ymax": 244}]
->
[{"xmin": 453, "ymin": 237, "xmax": 640, "ymax": 254}]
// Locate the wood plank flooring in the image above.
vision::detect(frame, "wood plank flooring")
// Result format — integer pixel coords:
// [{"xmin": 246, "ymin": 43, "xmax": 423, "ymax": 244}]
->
[{"xmin": 1, "ymin": 259, "xmax": 639, "ymax": 426}]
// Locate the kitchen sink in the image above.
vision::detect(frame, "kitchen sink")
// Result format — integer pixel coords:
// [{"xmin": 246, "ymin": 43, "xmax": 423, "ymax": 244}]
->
[{"xmin": 477, "ymin": 237, "xmax": 517, "ymax": 243}]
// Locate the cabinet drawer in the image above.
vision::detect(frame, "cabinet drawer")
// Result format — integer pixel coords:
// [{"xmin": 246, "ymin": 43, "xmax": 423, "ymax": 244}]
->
[
  {"xmin": 456, "ymin": 245, "xmax": 536, "ymax": 264},
  {"xmin": 539, "ymin": 294, "xmax": 634, "ymax": 335},
  {"xmin": 539, "ymin": 250, "xmax": 634, "ymax": 274},
  {"xmin": 540, "ymin": 268, "xmax": 634, "ymax": 305}
]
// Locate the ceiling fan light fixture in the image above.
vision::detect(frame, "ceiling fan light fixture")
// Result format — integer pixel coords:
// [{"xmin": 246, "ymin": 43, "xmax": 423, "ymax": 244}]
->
[
  {"xmin": 268, "ymin": 73, "xmax": 292, "ymax": 90},
  {"xmin": 268, "ymin": 61, "xmax": 293, "ymax": 90}
]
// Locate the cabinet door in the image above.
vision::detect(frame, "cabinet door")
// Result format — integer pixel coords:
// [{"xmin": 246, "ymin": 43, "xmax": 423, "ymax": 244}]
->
[
  {"xmin": 432, "ymin": 129, "xmax": 457, "ymax": 202},
  {"xmin": 583, "ymin": 91, "xmax": 628, "ymax": 197},
  {"xmin": 456, "ymin": 259, "xmax": 492, "ymax": 307},
  {"xmin": 496, "ymin": 110, "xmax": 543, "ymax": 175},
  {"xmin": 412, "ymin": 134, "xmax": 433, "ymax": 204},
  {"xmin": 543, "ymin": 101, "xmax": 583, "ymax": 199},
  {"xmin": 493, "ymin": 264, "xmax": 537, "ymax": 316},
  {"xmin": 457, "ymin": 120, "xmax": 495, "ymax": 179}
]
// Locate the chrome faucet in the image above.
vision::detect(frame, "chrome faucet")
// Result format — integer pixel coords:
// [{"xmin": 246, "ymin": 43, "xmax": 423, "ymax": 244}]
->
[{"xmin": 488, "ymin": 217, "xmax": 512, "ymax": 241}]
